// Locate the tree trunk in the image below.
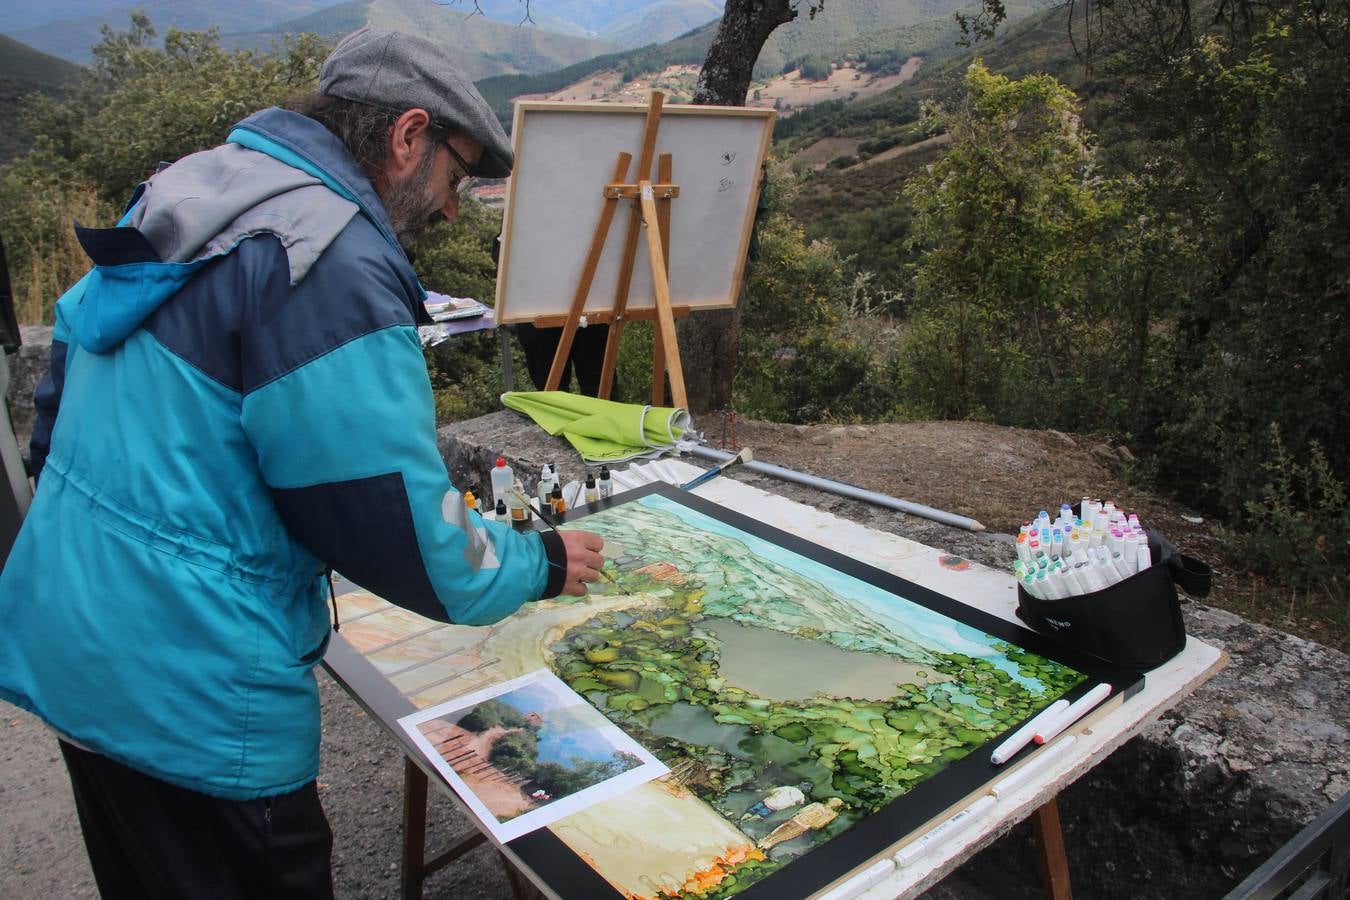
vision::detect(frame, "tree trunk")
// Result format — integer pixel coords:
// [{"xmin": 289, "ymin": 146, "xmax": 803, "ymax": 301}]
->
[{"xmin": 677, "ymin": 0, "xmax": 799, "ymax": 416}]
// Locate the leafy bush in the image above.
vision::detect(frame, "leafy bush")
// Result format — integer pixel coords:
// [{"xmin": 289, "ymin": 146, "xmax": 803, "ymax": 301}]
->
[
  {"xmin": 460, "ymin": 698, "xmax": 535, "ymax": 734},
  {"xmin": 488, "ymin": 729, "xmax": 540, "ymax": 775},
  {"xmin": 1231, "ymin": 426, "xmax": 1348, "ymax": 616}
]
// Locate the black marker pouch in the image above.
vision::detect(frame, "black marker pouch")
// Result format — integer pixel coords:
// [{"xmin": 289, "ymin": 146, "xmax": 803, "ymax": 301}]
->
[{"xmin": 1015, "ymin": 525, "xmax": 1212, "ymax": 671}]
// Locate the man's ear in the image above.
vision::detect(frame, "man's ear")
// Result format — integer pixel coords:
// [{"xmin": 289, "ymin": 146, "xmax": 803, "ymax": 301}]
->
[{"xmin": 384, "ymin": 108, "xmax": 434, "ymax": 182}]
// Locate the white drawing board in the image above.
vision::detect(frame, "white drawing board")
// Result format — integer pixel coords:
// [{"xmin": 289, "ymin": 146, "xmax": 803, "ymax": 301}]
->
[{"xmin": 494, "ymin": 101, "xmax": 775, "ymax": 325}]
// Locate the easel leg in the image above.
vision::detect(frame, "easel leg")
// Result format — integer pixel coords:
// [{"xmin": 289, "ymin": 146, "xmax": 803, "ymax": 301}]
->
[
  {"xmin": 401, "ymin": 757, "xmax": 428, "ymax": 900},
  {"xmin": 1032, "ymin": 798, "xmax": 1074, "ymax": 900}
]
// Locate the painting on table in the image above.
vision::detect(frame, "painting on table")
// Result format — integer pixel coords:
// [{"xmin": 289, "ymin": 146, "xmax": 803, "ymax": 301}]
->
[{"xmin": 332, "ymin": 483, "xmax": 1141, "ymax": 899}]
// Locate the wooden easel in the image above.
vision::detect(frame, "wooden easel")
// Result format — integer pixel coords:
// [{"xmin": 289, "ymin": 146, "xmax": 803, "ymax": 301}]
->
[{"xmin": 541, "ymin": 91, "xmax": 688, "ymax": 409}]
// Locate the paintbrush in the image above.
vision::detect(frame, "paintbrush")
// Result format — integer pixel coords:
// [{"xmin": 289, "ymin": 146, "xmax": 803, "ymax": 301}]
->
[
  {"xmin": 512, "ymin": 488, "xmax": 615, "ymax": 583},
  {"xmin": 679, "ymin": 447, "xmax": 754, "ymax": 491}
]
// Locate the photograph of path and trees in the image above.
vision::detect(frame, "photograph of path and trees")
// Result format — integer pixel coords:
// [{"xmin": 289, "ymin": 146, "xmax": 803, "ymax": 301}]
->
[{"xmin": 413, "ymin": 675, "xmax": 646, "ymax": 825}]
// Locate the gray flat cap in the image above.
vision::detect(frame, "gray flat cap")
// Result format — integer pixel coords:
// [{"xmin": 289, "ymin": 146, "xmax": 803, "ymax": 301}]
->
[{"xmin": 320, "ymin": 26, "xmax": 513, "ymax": 178}]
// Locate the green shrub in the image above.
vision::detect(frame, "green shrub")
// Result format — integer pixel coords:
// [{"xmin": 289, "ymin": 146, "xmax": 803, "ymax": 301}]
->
[{"xmin": 1232, "ymin": 426, "xmax": 1348, "ymax": 616}]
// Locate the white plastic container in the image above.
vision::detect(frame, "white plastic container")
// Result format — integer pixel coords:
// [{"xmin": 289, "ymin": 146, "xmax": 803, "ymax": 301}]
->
[{"xmin": 490, "ymin": 456, "xmax": 515, "ymax": 509}]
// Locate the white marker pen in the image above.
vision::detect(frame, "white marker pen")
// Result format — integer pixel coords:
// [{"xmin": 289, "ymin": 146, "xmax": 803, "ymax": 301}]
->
[
  {"xmin": 816, "ymin": 858, "xmax": 896, "ymax": 900},
  {"xmin": 1034, "ymin": 683, "xmax": 1112, "ymax": 744},
  {"xmin": 989, "ymin": 735, "xmax": 1078, "ymax": 799}
]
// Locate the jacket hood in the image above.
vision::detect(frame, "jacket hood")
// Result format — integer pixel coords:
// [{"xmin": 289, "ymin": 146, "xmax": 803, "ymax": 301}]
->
[{"xmin": 72, "ymin": 108, "xmax": 407, "ymax": 354}]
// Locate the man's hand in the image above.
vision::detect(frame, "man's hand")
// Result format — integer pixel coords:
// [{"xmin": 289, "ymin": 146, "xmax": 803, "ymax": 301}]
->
[{"xmin": 560, "ymin": 530, "xmax": 605, "ymax": 596}]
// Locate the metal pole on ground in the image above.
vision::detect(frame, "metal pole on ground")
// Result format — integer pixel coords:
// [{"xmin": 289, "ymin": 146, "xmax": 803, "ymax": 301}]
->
[{"xmin": 686, "ymin": 445, "xmax": 985, "ymax": 533}]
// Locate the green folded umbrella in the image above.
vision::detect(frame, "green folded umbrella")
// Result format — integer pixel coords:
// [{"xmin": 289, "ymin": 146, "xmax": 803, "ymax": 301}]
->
[{"xmin": 501, "ymin": 391, "xmax": 691, "ymax": 464}]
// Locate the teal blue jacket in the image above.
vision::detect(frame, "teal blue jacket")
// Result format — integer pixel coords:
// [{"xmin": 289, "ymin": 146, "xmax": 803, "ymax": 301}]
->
[{"xmin": 0, "ymin": 108, "xmax": 565, "ymax": 799}]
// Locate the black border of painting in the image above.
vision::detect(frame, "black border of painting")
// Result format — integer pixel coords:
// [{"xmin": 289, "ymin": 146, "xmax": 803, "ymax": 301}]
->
[{"xmin": 501, "ymin": 481, "xmax": 1144, "ymax": 900}]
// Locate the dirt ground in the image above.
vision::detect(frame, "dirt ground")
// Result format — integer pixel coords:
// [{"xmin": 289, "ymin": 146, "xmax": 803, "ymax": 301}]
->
[{"xmin": 719, "ymin": 417, "xmax": 1345, "ymax": 653}]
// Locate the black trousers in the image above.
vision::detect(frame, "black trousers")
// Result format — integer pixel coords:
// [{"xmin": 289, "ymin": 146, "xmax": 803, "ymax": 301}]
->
[
  {"xmin": 513, "ymin": 323, "xmax": 616, "ymax": 398},
  {"xmin": 59, "ymin": 740, "xmax": 334, "ymax": 899}
]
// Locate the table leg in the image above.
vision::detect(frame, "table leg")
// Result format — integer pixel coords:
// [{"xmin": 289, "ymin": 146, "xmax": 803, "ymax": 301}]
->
[
  {"xmin": 401, "ymin": 757, "xmax": 429, "ymax": 900},
  {"xmin": 500, "ymin": 851, "xmax": 548, "ymax": 899},
  {"xmin": 1032, "ymin": 797, "xmax": 1074, "ymax": 900}
]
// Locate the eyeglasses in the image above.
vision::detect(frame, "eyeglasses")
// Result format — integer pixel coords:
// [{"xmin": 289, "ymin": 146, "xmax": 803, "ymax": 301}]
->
[{"xmin": 439, "ymin": 138, "xmax": 477, "ymax": 192}]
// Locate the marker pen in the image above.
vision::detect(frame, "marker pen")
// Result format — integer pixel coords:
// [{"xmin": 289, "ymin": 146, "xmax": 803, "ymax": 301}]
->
[
  {"xmin": 1136, "ymin": 543, "xmax": 1153, "ymax": 571},
  {"xmin": 1052, "ymin": 530, "xmax": 1065, "ymax": 559},
  {"xmin": 1016, "ymin": 533, "xmax": 1032, "ymax": 565},
  {"xmin": 1034, "ymin": 683, "xmax": 1112, "ymax": 744},
  {"xmin": 1109, "ymin": 549, "xmax": 1132, "ymax": 581},
  {"xmin": 1077, "ymin": 560, "xmax": 1105, "ymax": 592},
  {"xmin": 1059, "ymin": 562, "xmax": 1086, "ymax": 596},
  {"xmin": 1094, "ymin": 549, "xmax": 1121, "ymax": 586},
  {"xmin": 1123, "ymin": 532, "xmax": 1142, "ymax": 572},
  {"xmin": 989, "ymin": 736, "xmax": 1078, "ymax": 799},
  {"xmin": 1021, "ymin": 572, "xmax": 1041, "ymax": 599},
  {"xmin": 816, "ymin": 858, "xmax": 896, "ymax": 900},
  {"xmin": 1049, "ymin": 566, "xmax": 1074, "ymax": 599},
  {"xmin": 894, "ymin": 795, "xmax": 997, "ymax": 868},
  {"xmin": 1035, "ymin": 568, "xmax": 1061, "ymax": 599},
  {"xmin": 991, "ymin": 699, "xmax": 1071, "ymax": 764}
]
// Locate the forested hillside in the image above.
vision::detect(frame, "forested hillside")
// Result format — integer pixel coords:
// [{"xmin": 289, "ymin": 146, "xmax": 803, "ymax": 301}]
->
[
  {"xmin": 0, "ymin": 36, "xmax": 80, "ymax": 162},
  {"xmin": 0, "ymin": 0, "xmax": 1345, "ymax": 643}
]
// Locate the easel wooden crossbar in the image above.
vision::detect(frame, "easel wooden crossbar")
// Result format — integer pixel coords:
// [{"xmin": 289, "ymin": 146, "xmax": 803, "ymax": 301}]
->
[{"xmin": 543, "ymin": 91, "xmax": 688, "ymax": 409}]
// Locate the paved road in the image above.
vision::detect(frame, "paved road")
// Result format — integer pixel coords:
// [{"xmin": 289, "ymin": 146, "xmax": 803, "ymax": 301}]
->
[{"xmin": 1, "ymin": 672, "xmax": 516, "ymax": 899}]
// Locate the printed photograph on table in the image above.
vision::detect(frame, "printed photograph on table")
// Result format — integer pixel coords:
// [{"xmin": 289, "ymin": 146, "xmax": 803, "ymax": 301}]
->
[
  {"xmin": 399, "ymin": 669, "xmax": 669, "ymax": 842},
  {"xmin": 338, "ymin": 484, "xmax": 1141, "ymax": 899}
]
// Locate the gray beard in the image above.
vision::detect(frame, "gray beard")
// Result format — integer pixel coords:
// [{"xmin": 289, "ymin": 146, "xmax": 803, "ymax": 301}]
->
[{"xmin": 382, "ymin": 146, "xmax": 441, "ymax": 251}]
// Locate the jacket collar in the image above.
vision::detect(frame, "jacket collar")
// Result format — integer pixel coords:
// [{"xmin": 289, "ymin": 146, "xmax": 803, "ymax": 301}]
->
[{"xmin": 227, "ymin": 107, "xmax": 406, "ymax": 259}]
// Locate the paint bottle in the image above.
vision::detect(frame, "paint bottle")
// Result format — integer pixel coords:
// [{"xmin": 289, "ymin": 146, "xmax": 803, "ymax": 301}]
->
[
  {"xmin": 598, "ymin": 465, "xmax": 613, "ymax": 499},
  {"xmin": 507, "ymin": 483, "xmax": 526, "ymax": 523},
  {"xmin": 550, "ymin": 483, "xmax": 567, "ymax": 515},
  {"xmin": 537, "ymin": 464, "xmax": 556, "ymax": 505},
  {"xmin": 494, "ymin": 498, "xmax": 507, "ymax": 522},
  {"xmin": 490, "ymin": 456, "xmax": 514, "ymax": 510},
  {"xmin": 584, "ymin": 473, "xmax": 598, "ymax": 505},
  {"xmin": 463, "ymin": 490, "xmax": 479, "ymax": 513}
]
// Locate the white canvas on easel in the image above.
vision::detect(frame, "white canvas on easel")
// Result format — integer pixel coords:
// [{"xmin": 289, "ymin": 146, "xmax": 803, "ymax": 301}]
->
[{"xmin": 495, "ymin": 101, "xmax": 774, "ymax": 326}]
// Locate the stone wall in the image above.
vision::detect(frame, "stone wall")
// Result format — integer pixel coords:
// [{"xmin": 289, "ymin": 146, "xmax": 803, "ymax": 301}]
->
[{"xmin": 5, "ymin": 325, "xmax": 53, "ymax": 449}]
